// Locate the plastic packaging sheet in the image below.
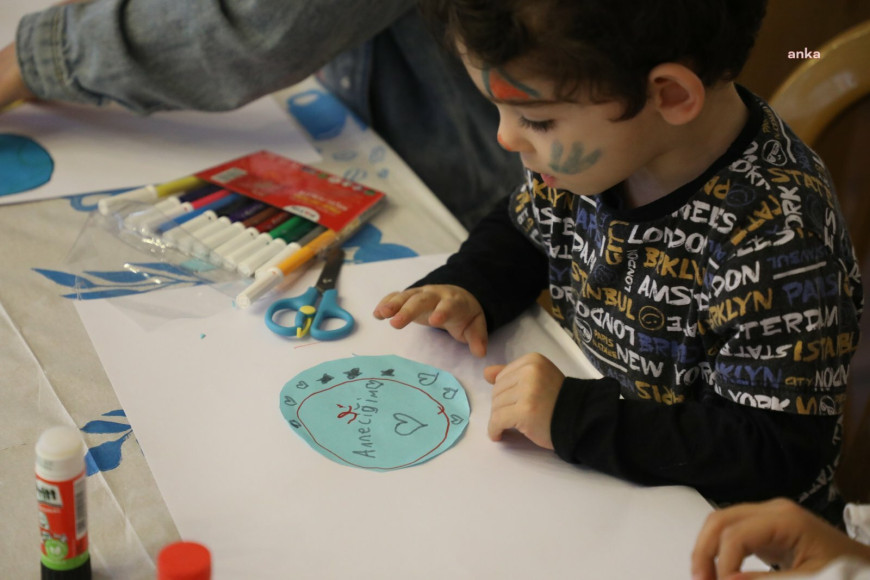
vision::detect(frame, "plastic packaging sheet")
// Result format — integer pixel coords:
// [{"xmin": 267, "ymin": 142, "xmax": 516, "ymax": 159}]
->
[{"xmin": 61, "ymin": 203, "xmax": 251, "ymax": 328}]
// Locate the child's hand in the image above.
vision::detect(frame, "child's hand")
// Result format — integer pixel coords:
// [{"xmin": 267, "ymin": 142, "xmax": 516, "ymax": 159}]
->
[
  {"xmin": 373, "ymin": 285, "xmax": 488, "ymax": 357},
  {"xmin": 0, "ymin": 44, "xmax": 35, "ymax": 110},
  {"xmin": 484, "ymin": 353, "xmax": 565, "ymax": 450},
  {"xmin": 691, "ymin": 498, "xmax": 870, "ymax": 580}
]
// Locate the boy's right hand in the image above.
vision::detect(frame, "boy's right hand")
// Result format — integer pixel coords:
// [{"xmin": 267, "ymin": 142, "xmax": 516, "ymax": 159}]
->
[{"xmin": 373, "ymin": 285, "xmax": 488, "ymax": 357}]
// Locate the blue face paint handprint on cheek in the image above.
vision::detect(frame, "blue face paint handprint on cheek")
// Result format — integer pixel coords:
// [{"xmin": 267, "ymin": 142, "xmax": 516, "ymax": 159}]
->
[{"xmin": 0, "ymin": 134, "xmax": 54, "ymax": 196}]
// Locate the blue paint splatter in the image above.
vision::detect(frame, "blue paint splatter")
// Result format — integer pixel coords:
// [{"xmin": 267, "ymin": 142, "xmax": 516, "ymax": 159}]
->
[
  {"xmin": 34, "ymin": 262, "xmax": 207, "ymax": 300},
  {"xmin": 81, "ymin": 410, "xmax": 134, "ymax": 476},
  {"xmin": 332, "ymin": 150, "xmax": 358, "ymax": 161},
  {"xmin": 0, "ymin": 134, "xmax": 54, "ymax": 195},
  {"xmin": 287, "ymin": 90, "xmax": 348, "ymax": 140},
  {"xmin": 343, "ymin": 224, "xmax": 417, "ymax": 263},
  {"xmin": 369, "ymin": 146, "xmax": 386, "ymax": 164},
  {"xmin": 343, "ymin": 167, "xmax": 367, "ymax": 182},
  {"xmin": 67, "ymin": 187, "xmax": 138, "ymax": 213}
]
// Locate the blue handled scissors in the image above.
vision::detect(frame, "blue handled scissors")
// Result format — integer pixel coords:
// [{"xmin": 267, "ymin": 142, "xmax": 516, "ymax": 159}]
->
[{"xmin": 265, "ymin": 247, "xmax": 355, "ymax": 340}]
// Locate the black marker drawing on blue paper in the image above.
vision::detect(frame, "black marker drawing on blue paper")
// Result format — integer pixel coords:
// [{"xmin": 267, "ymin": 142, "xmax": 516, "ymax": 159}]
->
[{"xmin": 280, "ymin": 355, "xmax": 470, "ymax": 471}]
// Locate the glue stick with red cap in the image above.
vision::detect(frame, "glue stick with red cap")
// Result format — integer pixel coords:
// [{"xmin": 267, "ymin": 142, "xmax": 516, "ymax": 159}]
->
[
  {"xmin": 35, "ymin": 426, "xmax": 91, "ymax": 580},
  {"xmin": 157, "ymin": 541, "xmax": 211, "ymax": 580}
]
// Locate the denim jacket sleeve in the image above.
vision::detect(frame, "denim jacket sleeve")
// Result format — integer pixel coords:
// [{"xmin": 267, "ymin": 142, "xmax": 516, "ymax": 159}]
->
[{"xmin": 16, "ymin": 0, "xmax": 414, "ymax": 113}]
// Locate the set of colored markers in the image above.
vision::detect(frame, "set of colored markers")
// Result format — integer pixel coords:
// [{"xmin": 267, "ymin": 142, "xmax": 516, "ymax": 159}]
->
[{"xmin": 97, "ymin": 150, "xmax": 386, "ymax": 307}]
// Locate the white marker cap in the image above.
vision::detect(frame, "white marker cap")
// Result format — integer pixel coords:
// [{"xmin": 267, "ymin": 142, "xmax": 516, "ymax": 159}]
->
[
  {"xmin": 236, "ymin": 238, "xmax": 286, "ymax": 277},
  {"xmin": 254, "ymin": 242, "xmax": 300, "ymax": 279},
  {"xmin": 97, "ymin": 185, "xmax": 158, "ymax": 216},
  {"xmin": 234, "ymin": 269, "xmax": 282, "ymax": 309}
]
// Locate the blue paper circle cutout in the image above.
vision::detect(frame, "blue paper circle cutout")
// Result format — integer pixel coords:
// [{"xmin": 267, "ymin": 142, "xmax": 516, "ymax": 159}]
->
[
  {"xmin": 0, "ymin": 134, "xmax": 54, "ymax": 196},
  {"xmin": 280, "ymin": 355, "xmax": 470, "ymax": 470}
]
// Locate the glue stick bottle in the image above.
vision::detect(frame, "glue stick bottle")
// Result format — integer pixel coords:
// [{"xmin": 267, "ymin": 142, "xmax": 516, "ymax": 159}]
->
[
  {"xmin": 157, "ymin": 541, "xmax": 211, "ymax": 580},
  {"xmin": 35, "ymin": 426, "xmax": 91, "ymax": 580}
]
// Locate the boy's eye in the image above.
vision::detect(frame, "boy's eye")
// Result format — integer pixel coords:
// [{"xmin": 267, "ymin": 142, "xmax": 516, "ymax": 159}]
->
[{"xmin": 518, "ymin": 116, "xmax": 555, "ymax": 132}]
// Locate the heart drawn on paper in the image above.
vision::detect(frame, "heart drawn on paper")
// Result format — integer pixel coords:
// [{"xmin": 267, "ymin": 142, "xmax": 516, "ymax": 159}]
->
[
  {"xmin": 417, "ymin": 372, "xmax": 439, "ymax": 386},
  {"xmin": 393, "ymin": 413, "xmax": 428, "ymax": 436}
]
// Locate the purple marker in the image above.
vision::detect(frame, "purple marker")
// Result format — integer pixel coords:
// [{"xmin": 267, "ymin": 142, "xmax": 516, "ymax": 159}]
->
[
  {"xmin": 170, "ymin": 194, "xmax": 248, "ymax": 252},
  {"xmin": 209, "ymin": 205, "xmax": 278, "ymax": 265},
  {"xmin": 156, "ymin": 191, "xmax": 244, "ymax": 240}
]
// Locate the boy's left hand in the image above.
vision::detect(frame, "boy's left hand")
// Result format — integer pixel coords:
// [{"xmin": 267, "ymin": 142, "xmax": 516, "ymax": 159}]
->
[{"xmin": 484, "ymin": 353, "xmax": 565, "ymax": 450}]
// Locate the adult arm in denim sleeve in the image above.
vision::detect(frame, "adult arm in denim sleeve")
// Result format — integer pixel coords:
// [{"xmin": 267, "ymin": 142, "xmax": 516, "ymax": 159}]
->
[
  {"xmin": 15, "ymin": 0, "xmax": 414, "ymax": 113},
  {"xmin": 411, "ymin": 194, "xmax": 549, "ymax": 331}
]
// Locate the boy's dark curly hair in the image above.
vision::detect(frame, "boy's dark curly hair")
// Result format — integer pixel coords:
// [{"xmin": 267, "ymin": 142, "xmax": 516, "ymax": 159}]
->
[{"xmin": 420, "ymin": 0, "xmax": 768, "ymax": 119}]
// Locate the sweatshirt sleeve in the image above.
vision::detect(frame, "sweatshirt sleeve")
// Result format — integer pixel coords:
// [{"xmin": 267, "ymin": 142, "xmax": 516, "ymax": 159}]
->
[
  {"xmin": 16, "ymin": 0, "xmax": 413, "ymax": 112},
  {"xmin": 411, "ymin": 194, "xmax": 549, "ymax": 331},
  {"xmin": 551, "ymin": 376, "xmax": 841, "ymax": 513}
]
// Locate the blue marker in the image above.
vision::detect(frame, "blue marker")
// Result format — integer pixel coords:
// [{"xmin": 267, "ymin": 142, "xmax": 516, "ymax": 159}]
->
[
  {"xmin": 161, "ymin": 193, "xmax": 244, "ymax": 248},
  {"xmin": 156, "ymin": 193, "xmax": 244, "ymax": 234}
]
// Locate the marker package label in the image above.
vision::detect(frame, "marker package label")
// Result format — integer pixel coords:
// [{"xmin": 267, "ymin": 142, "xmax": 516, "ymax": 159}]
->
[
  {"xmin": 196, "ymin": 150, "xmax": 386, "ymax": 232},
  {"xmin": 37, "ymin": 471, "xmax": 89, "ymax": 570}
]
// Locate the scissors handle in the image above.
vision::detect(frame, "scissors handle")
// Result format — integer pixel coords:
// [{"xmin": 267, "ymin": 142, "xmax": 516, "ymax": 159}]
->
[
  {"xmin": 265, "ymin": 286, "xmax": 319, "ymax": 338},
  {"xmin": 309, "ymin": 289, "xmax": 355, "ymax": 340}
]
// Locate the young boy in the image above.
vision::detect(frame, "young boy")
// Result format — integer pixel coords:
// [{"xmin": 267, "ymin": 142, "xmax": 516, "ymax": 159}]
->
[{"xmin": 374, "ymin": 0, "xmax": 863, "ymax": 523}]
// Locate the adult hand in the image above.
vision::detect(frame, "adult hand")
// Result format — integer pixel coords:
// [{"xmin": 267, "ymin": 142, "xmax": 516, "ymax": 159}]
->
[
  {"xmin": 373, "ymin": 284, "xmax": 488, "ymax": 357},
  {"xmin": 691, "ymin": 498, "xmax": 870, "ymax": 579},
  {"xmin": 485, "ymin": 353, "xmax": 565, "ymax": 449},
  {"xmin": 0, "ymin": 43, "xmax": 35, "ymax": 110}
]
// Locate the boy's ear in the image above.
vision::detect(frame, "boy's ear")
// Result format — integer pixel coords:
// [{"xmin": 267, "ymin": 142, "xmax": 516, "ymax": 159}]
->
[{"xmin": 647, "ymin": 63, "xmax": 705, "ymax": 126}]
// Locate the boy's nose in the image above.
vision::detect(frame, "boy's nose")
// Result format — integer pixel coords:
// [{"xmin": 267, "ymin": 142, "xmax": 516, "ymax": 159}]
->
[
  {"xmin": 496, "ymin": 133, "xmax": 513, "ymax": 150},
  {"xmin": 496, "ymin": 124, "xmax": 532, "ymax": 153}
]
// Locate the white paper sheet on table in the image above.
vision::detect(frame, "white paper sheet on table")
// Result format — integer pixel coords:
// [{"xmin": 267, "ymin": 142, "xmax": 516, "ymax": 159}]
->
[
  {"xmin": 0, "ymin": 0, "xmax": 320, "ymax": 205},
  {"xmin": 75, "ymin": 254, "xmax": 720, "ymax": 580}
]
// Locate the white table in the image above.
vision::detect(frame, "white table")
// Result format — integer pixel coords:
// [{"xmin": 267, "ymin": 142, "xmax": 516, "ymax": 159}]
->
[{"xmin": 0, "ymin": 78, "xmax": 733, "ymax": 579}]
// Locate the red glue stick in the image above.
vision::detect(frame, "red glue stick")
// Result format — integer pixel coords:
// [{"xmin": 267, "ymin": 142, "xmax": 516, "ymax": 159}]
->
[
  {"xmin": 157, "ymin": 541, "xmax": 211, "ymax": 580},
  {"xmin": 36, "ymin": 426, "xmax": 91, "ymax": 580}
]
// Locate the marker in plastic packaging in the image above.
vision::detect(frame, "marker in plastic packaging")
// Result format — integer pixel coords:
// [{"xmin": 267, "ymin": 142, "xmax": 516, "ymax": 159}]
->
[
  {"xmin": 223, "ymin": 210, "xmax": 293, "ymax": 271},
  {"xmin": 97, "ymin": 175, "xmax": 207, "ymax": 215},
  {"xmin": 135, "ymin": 187, "xmax": 231, "ymax": 235},
  {"xmin": 234, "ymin": 225, "xmax": 332, "ymax": 308},
  {"xmin": 36, "ymin": 426, "xmax": 91, "ymax": 580},
  {"xmin": 209, "ymin": 206, "xmax": 280, "ymax": 265},
  {"xmin": 234, "ymin": 218, "xmax": 315, "ymax": 277},
  {"xmin": 176, "ymin": 195, "xmax": 248, "ymax": 254},
  {"xmin": 123, "ymin": 184, "xmax": 220, "ymax": 232},
  {"xmin": 157, "ymin": 541, "xmax": 211, "ymax": 580}
]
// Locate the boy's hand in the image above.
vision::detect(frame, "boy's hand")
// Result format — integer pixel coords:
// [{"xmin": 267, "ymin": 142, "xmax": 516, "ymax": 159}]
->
[
  {"xmin": 0, "ymin": 43, "xmax": 36, "ymax": 110},
  {"xmin": 690, "ymin": 498, "xmax": 870, "ymax": 580},
  {"xmin": 484, "ymin": 353, "xmax": 565, "ymax": 450},
  {"xmin": 373, "ymin": 284, "xmax": 488, "ymax": 357}
]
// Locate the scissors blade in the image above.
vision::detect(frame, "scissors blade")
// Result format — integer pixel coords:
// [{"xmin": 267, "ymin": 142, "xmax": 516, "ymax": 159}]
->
[{"xmin": 315, "ymin": 246, "xmax": 344, "ymax": 293}]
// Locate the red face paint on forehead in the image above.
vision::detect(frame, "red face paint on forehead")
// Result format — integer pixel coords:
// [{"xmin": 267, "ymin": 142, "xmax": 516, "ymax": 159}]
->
[{"xmin": 484, "ymin": 67, "xmax": 539, "ymax": 102}]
